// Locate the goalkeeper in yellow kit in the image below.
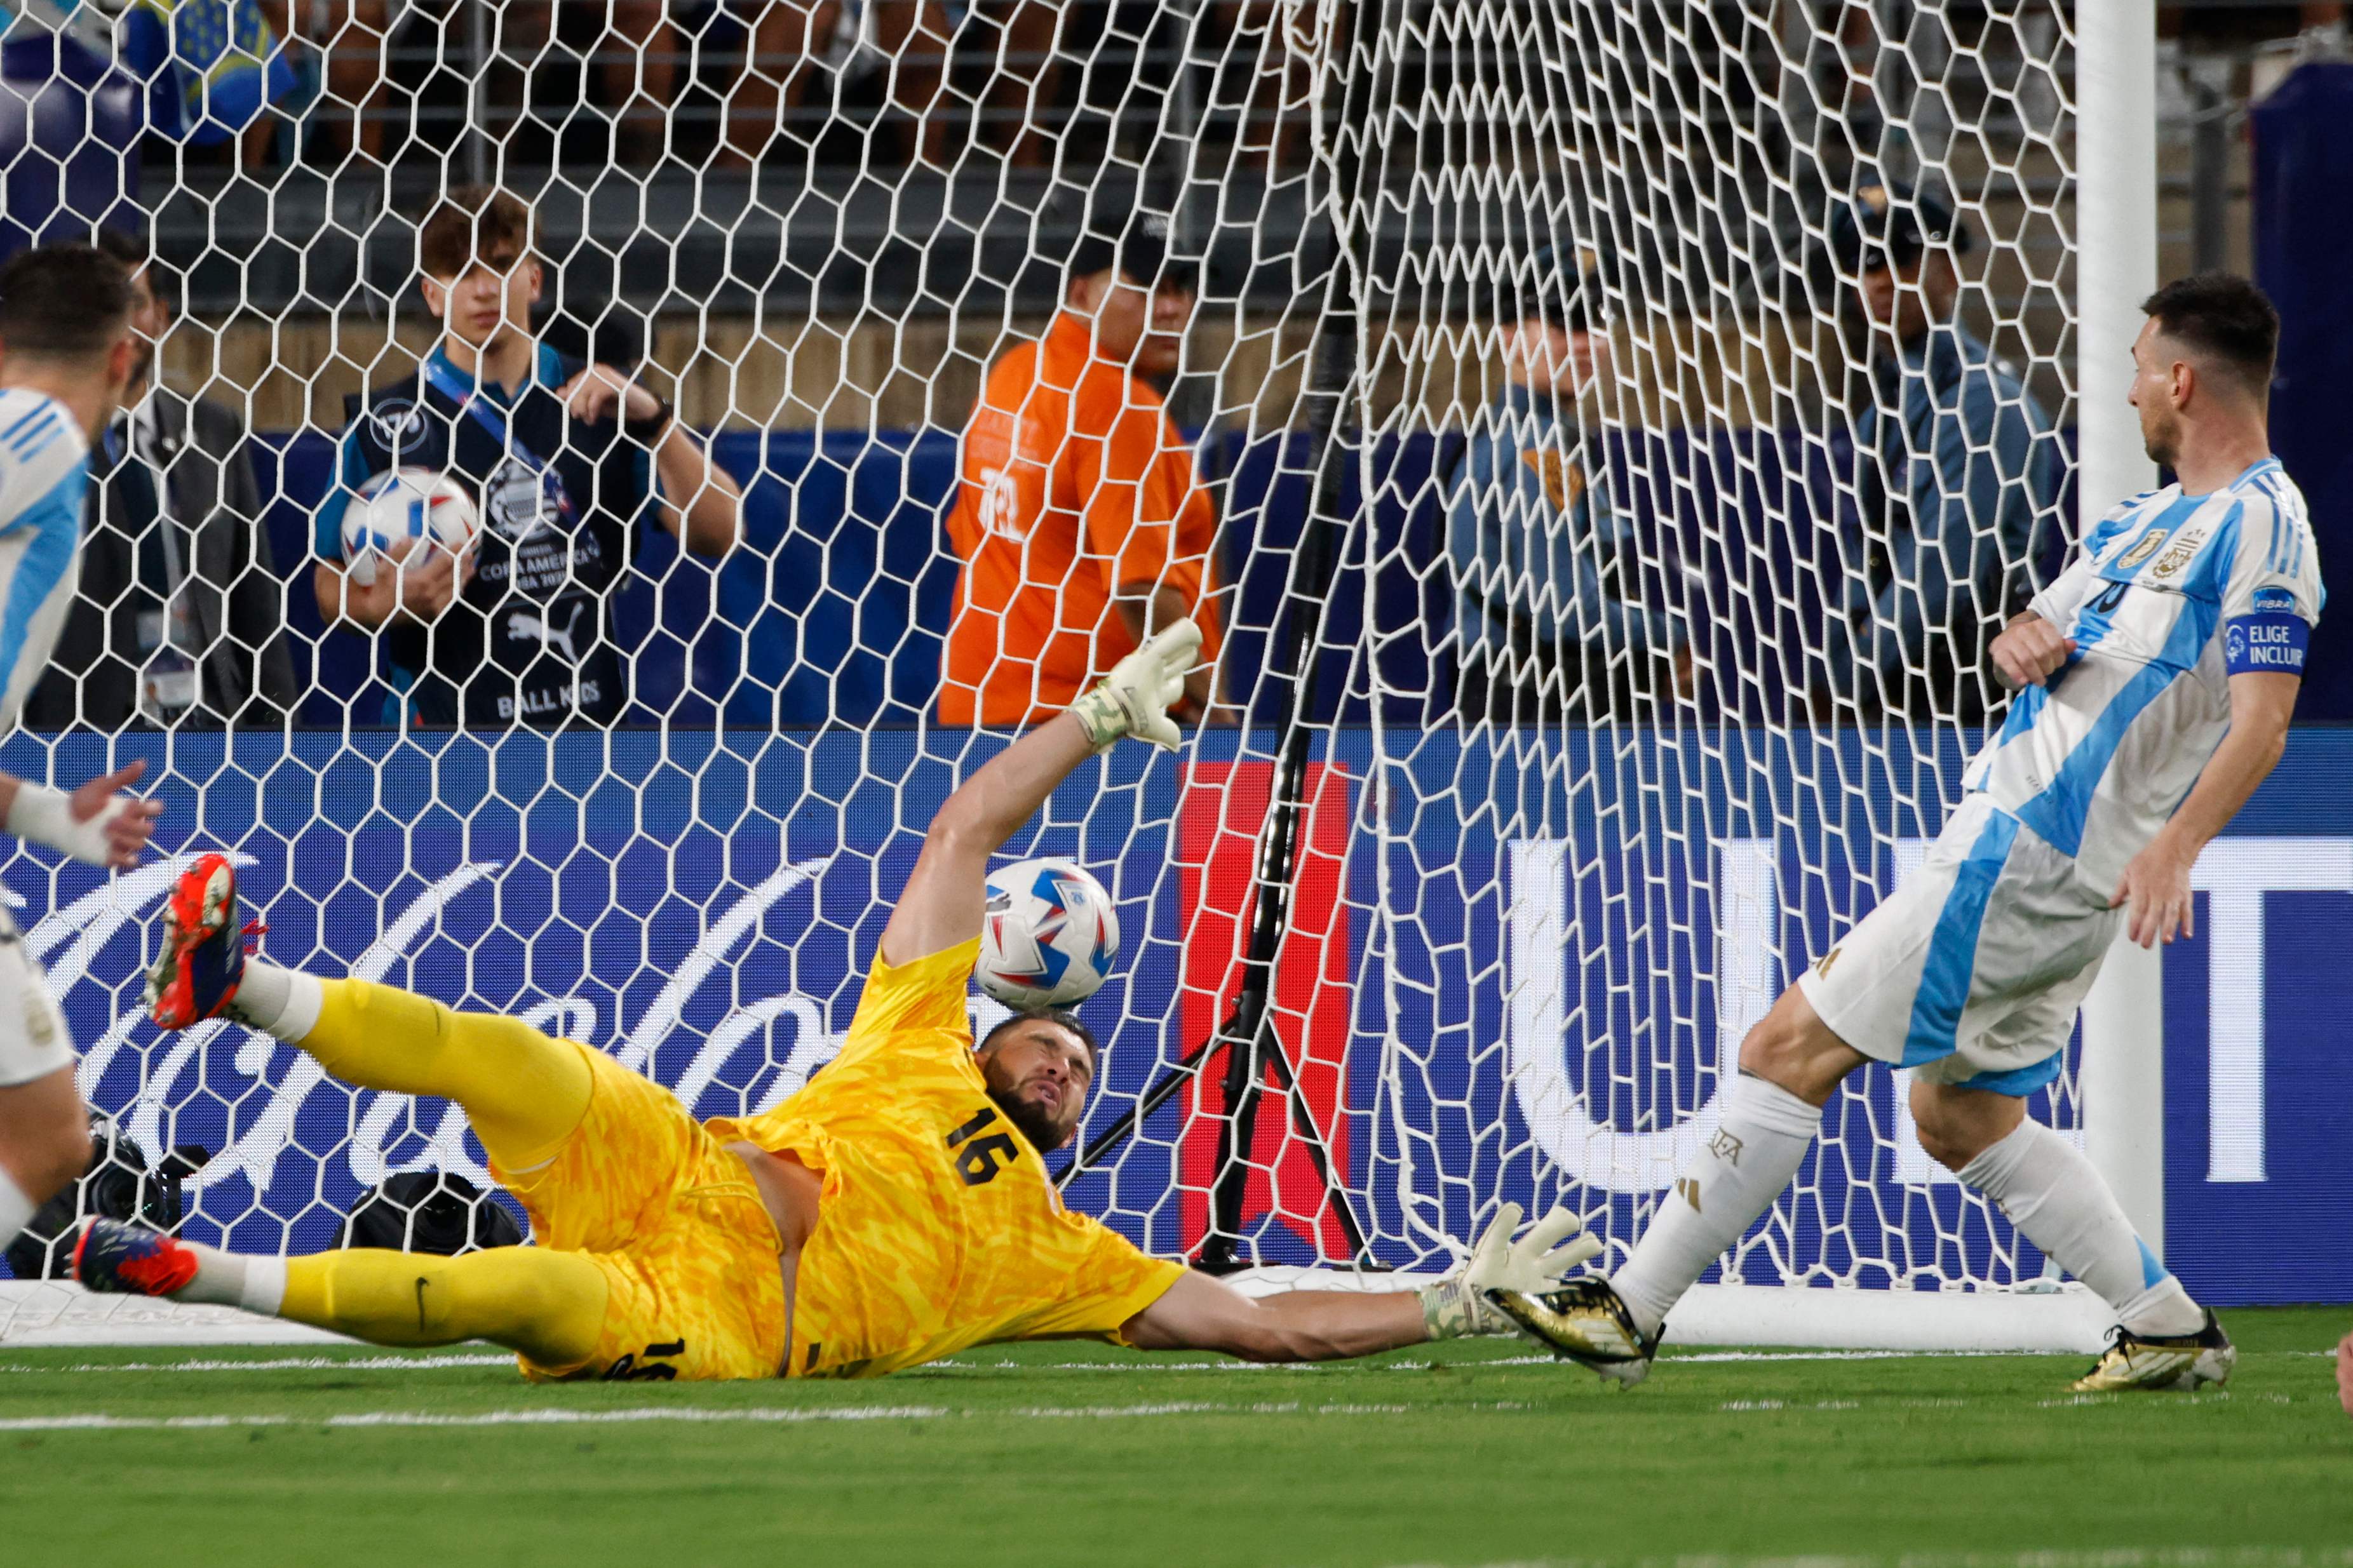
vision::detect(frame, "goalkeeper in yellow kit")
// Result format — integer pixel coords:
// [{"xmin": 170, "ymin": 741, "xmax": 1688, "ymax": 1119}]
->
[{"xmin": 76, "ymin": 620, "xmax": 1602, "ymax": 1381}]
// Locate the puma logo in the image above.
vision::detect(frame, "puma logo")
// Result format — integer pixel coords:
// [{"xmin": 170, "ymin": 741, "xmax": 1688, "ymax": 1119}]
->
[{"xmin": 506, "ymin": 600, "xmax": 586, "ymax": 664}]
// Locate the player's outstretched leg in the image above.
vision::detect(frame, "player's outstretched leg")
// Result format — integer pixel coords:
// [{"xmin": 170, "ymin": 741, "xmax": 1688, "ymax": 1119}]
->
[
  {"xmin": 74, "ymin": 1217, "xmax": 607, "ymax": 1368},
  {"xmin": 149, "ymin": 853, "xmax": 591, "ymax": 1171},
  {"xmin": 1486, "ymin": 986, "xmax": 1844, "ymax": 1387},
  {"xmin": 1931, "ymin": 1087, "xmax": 2234, "ymax": 1393},
  {"xmin": 88, "ymin": 852, "xmax": 619, "ymax": 1366}
]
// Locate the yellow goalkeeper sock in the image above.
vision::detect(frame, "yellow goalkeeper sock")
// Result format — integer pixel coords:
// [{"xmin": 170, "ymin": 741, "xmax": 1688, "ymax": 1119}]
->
[
  {"xmin": 297, "ymin": 978, "xmax": 593, "ymax": 1172},
  {"xmin": 280, "ymin": 1247, "xmax": 608, "ymax": 1369}
]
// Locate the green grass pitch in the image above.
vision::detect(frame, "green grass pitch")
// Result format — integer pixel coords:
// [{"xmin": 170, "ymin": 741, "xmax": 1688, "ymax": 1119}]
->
[{"xmin": 0, "ymin": 1308, "xmax": 2346, "ymax": 1567}]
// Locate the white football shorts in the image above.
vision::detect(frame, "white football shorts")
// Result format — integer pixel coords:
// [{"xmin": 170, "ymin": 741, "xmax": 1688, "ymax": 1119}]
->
[
  {"xmin": 1795, "ymin": 793, "xmax": 2122, "ymax": 1096},
  {"xmin": 0, "ymin": 913, "xmax": 74, "ymax": 1089}
]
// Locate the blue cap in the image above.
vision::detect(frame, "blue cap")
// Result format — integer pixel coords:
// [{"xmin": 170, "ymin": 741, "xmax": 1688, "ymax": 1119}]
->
[{"xmin": 1829, "ymin": 182, "xmax": 1972, "ymax": 271}]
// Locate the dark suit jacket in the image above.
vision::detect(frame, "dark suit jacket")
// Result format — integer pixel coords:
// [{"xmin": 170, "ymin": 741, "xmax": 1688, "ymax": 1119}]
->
[{"xmin": 25, "ymin": 387, "xmax": 300, "ymax": 730}]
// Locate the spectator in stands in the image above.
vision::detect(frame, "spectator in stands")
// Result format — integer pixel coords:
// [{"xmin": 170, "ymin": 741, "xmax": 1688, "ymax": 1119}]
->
[
  {"xmin": 25, "ymin": 231, "xmax": 299, "ymax": 731},
  {"xmin": 503, "ymin": 2, "xmax": 711, "ymax": 166},
  {"xmin": 721, "ymin": 0, "xmax": 952, "ymax": 167},
  {"xmin": 1211, "ymin": 0, "xmax": 1311, "ymax": 173},
  {"xmin": 313, "ymin": 186, "xmax": 742, "ymax": 728},
  {"xmin": 940, "ymin": 209, "xmax": 1228, "ymax": 727},
  {"xmin": 255, "ymin": 1, "xmax": 391, "ymax": 167},
  {"xmin": 1817, "ymin": 183, "xmax": 2062, "ymax": 725},
  {"xmin": 1447, "ymin": 254, "xmax": 1683, "ymax": 724},
  {"xmin": 971, "ymin": 0, "xmax": 1065, "ymax": 168}
]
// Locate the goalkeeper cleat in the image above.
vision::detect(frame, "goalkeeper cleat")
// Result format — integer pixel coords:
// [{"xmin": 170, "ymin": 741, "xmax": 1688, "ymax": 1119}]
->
[
  {"xmin": 72, "ymin": 1218, "xmax": 198, "ymax": 1298},
  {"xmin": 1487, "ymin": 1277, "xmax": 1662, "ymax": 1387},
  {"xmin": 2070, "ymin": 1311, "xmax": 2237, "ymax": 1393},
  {"xmin": 147, "ymin": 853, "xmax": 248, "ymax": 1029}
]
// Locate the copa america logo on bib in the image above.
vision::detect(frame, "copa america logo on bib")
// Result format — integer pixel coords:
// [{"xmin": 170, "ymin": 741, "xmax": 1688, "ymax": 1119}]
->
[{"xmin": 485, "ymin": 457, "xmax": 570, "ymax": 543}]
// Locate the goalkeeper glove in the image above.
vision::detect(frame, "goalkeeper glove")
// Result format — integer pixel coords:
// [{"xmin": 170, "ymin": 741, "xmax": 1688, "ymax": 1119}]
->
[
  {"xmin": 1067, "ymin": 617, "xmax": 1202, "ymax": 752},
  {"xmin": 1419, "ymin": 1202, "xmax": 1602, "ymax": 1341}
]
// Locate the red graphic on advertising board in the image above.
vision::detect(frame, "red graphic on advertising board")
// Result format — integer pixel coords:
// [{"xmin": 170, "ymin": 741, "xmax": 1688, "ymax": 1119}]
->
[{"xmin": 1176, "ymin": 760, "xmax": 1354, "ymax": 1257}]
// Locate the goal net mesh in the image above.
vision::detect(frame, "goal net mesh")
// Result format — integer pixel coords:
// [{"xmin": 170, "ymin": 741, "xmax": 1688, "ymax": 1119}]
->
[{"xmin": 0, "ymin": 0, "xmax": 2082, "ymax": 1332}]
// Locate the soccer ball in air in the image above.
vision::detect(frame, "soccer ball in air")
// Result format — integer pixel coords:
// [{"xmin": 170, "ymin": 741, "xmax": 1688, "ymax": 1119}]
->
[
  {"xmin": 339, "ymin": 468, "xmax": 480, "ymax": 586},
  {"xmin": 976, "ymin": 858, "xmax": 1121, "ymax": 1009}
]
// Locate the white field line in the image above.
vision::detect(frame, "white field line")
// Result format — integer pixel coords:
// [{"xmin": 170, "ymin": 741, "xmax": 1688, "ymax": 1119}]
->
[
  {"xmin": 6, "ymin": 1354, "xmax": 514, "ymax": 1375},
  {"xmin": 8, "ymin": 1348, "xmax": 2049, "ymax": 1379},
  {"xmin": 1725, "ymin": 1391, "xmax": 2316, "ymax": 1413},
  {"xmin": 933, "ymin": 1346, "xmax": 2337, "ymax": 1373},
  {"xmin": 930, "ymin": 1348, "xmax": 2076, "ymax": 1374},
  {"xmin": 1373, "ymin": 1554, "xmax": 2353, "ymax": 1568},
  {"xmin": 0, "ymin": 1398, "xmax": 1476, "ymax": 1433},
  {"xmin": 10, "ymin": 1346, "xmax": 2330, "ymax": 1380}
]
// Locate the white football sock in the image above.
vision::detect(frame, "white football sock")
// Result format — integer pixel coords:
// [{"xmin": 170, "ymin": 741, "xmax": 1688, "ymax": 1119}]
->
[
  {"xmin": 1611, "ymin": 1073, "xmax": 1823, "ymax": 1337},
  {"xmin": 170, "ymin": 1243, "xmax": 288, "ymax": 1317},
  {"xmin": 229, "ymin": 962, "xmax": 322, "ymax": 1043},
  {"xmin": 1957, "ymin": 1118, "xmax": 2205, "ymax": 1337},
  {"xmin": 0, "ymin": 1168, "xmax": 36, "ymax": 1254}
]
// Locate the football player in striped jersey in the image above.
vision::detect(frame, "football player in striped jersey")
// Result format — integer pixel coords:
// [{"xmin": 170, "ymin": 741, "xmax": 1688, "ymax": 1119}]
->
[
  {"xmin": 0, "ymin": 242, "xmax": 163, "ymax": 1263},
  {"xmin": 1503, "ymin": 272, "xmax": 2316, "ymax": 1395}
]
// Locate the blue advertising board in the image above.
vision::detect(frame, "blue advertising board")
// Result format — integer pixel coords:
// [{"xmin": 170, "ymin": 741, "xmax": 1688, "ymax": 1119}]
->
[{"xmin": 4, "ymin": 726, "xmax": 2347, "ymax": 1306}]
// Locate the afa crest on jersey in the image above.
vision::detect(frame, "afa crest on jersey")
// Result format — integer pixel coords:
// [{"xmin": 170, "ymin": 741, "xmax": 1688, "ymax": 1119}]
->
[{"xmin": 2150, "ymin": 528, "xmax": 2207, "ymax": 582}]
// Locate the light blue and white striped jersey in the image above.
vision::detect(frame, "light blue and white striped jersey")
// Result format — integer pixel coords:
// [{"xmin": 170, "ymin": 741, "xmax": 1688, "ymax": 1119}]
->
[
  {"xmin": 1964, "ymin": 456, "xmax": 2324, "ymax": 891},
  {"xmin": 0, "ymin": 388, "xmax": 91, "ymax": 733}
]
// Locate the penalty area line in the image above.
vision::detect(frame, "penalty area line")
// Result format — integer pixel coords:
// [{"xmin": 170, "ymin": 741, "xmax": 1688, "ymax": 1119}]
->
[{"xmin": 0, "ymin": 1398, "xmax": 1476, "ymax": 1433}]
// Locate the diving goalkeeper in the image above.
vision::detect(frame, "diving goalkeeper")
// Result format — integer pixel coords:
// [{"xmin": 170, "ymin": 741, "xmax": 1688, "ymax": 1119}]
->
[{"xmin": 77, "ymin": 620, "xmax": 1594, "ymax": 1380}]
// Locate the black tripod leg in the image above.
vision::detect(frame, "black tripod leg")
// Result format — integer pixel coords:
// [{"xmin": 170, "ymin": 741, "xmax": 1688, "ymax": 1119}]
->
[
  {"xmin": 1053, "ymin": 1033, "xmax": 1218, "ymax": 1190},
  {"xmin": 1255, "ymin": 1011, "xmax": 1373, "ymax": 1261},
  {"xmin": 1196, "ymin": 995, "xmax": 1269, "ymax": 1273}
]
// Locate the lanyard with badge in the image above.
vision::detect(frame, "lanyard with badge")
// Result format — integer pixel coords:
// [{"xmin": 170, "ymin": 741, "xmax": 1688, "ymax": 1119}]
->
[
  {"xmin": 419, "ymin": 352, "xmax": 567, "ymax": 534},
  {"xmin": 110, "ymin": 415, "xmax": 202, "ymax": 721}
]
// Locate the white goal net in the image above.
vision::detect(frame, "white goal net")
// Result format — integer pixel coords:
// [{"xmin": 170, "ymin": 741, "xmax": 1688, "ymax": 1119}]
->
[{"xmin": 0, "ymin": 0, "xmax": 2113, "ymax": 1349}]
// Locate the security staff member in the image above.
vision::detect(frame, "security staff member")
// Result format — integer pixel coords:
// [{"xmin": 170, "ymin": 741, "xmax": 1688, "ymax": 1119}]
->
[
  {"xmin": 1447, "ymin": 253, "xmax": 1682, "ymax": 723},
  {"xmin": 1818, "ymin": 182, "xmax": 2063, "ymax": 726},
  {"xmin": 27, "ymin": 230, "xmax": 298, "ymax": 729}
]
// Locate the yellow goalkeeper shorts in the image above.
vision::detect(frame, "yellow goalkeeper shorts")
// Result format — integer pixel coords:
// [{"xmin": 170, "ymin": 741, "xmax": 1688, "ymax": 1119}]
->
[{"xmin": 495, "ymin": 1043, "xmax": 789, "ymax": 1383}]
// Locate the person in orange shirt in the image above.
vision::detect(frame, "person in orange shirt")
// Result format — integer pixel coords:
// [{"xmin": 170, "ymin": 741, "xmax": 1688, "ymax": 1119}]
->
[{"xmin": 941, "ymin": 211, "xmax": 1229, "ymax": 727}]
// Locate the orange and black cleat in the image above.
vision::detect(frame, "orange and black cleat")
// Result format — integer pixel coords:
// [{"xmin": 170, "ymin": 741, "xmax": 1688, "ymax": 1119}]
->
[
  {"xmin": 145, "ymin": 853, "xmax": 250, "ymax": 1029},
  {"xmin": 72, "ymin": 1217, "xmax": 199, "ymax": 1298}
]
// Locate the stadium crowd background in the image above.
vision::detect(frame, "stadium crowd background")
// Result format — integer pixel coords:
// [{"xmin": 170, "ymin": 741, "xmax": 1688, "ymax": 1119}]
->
[{"xmin": 1, "ymin": 0, "xmax": 2348, "ymax": 731}]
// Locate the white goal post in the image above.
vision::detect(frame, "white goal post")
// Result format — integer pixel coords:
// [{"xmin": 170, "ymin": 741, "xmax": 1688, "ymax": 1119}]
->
[
  {"xmin": 0, "ymin": 0, "xmax": 2157, "ymax": 1356},
  {"xmin": 2071, "ymin": 0, "xmax": 2167, "ymax": 1267}
]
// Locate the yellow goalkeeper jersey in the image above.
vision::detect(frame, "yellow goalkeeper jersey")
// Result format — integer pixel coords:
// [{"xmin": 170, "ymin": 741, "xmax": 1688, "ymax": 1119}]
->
[{"xmin": 703, "ymin": 939, "xmax": 1183, "ymax": 1378}]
